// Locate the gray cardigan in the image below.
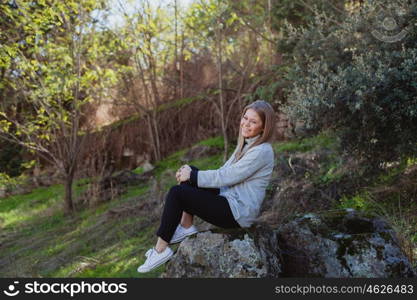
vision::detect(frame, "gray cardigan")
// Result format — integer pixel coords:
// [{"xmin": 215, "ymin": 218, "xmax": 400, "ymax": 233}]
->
[{"xmin": 194, "ymin": 135, "xmax": 275, "ymax": 227}]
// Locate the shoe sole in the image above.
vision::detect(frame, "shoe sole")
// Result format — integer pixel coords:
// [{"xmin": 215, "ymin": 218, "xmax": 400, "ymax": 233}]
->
[
  {"xmin": 137, "ymin": 252, "xmax": 173, "ymax": 273},
  {"xmin": 169, "ymin": 230, "xmax": 198, "ymax": 244}
]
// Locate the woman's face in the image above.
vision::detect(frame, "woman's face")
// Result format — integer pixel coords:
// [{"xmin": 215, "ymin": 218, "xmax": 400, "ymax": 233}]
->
[{"xmin": 240, "ymin": 108, "xmax": 263, "ymax": 138}]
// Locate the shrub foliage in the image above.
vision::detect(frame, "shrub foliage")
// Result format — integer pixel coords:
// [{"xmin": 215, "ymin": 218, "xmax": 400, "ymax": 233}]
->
[{"xmin": 281, "ymin": 0, "xmax": 417, "ymax": 169}]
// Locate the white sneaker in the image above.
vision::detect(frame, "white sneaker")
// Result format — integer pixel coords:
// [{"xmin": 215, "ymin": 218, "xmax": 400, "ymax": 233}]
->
[
  {"xmin": 137, "ymin": 247, "xmax": 173, "ymax": 273},
  {"xmin": 170, "ymin": 224, "xmax": 199, "ymax": 244}
]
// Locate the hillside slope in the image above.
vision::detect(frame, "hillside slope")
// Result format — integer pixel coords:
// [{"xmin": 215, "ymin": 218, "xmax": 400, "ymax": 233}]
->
[{"xmin": 0, "ymin": 132, "xmax": 415, "ymax": 277}]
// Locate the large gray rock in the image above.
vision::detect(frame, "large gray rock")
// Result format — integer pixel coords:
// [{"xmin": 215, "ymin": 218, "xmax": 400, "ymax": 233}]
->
[
  {"xmin": 162, "ymin": 210, "xmax": 415, "ymax": 278},
  {"xmin": 162, "ymin": 225, "xmax": 282, "ymax": 278},
  {"xmin": 277, "ymin": 209, "xmax": 415, "ymax": 278}
]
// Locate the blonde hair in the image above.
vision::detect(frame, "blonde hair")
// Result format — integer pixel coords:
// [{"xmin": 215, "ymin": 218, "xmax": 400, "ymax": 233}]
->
[{"xmin": 233, "ymin": 100, "xmax": 275, "ymax": 162}]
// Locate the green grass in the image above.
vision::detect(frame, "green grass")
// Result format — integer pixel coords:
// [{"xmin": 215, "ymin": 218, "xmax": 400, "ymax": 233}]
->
[
  {"xmin": 197, "ymin": 136, "xmax": 225, "ymax": 149},
  {"xmin": 0, "ymin": 179, "xmax": 154, "ymax": 277},
  {"xmin": 273, "ymin": 129, "xmax": 338, "ymax": 154},
  {"xmin": 132, "ymin": 166, "xmax": 144, "ymax": 174},
  {"xmin": 0, "ymin": 135, "xmax": 225, "ymax": 278},
  {"xmin": 0, "ymin": 184, "xmax": 65, "ymax": 229},
  {"xmin": 337, "ymin": 192, "xmax": 375, "ymax": 212},
  {"xmin": 68, "ymin": 226, "xmax": 165, "ymax": 278}
]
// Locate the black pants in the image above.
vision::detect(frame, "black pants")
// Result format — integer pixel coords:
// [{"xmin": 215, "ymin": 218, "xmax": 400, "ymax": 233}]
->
[{"xmin": 156, "ymin": 166, "xmax": 240, "ymax": 243}]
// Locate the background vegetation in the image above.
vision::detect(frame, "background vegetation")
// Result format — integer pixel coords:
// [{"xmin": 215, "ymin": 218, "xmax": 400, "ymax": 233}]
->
[{"xmin": 0, "ymin": 0, "xmax": 415, "ymax": 277}]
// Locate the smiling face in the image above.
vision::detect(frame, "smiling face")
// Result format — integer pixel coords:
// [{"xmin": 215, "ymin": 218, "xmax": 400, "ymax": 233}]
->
[{"xmin": 240, "ymin": 108, "xmax": 264, "ymax": 138}]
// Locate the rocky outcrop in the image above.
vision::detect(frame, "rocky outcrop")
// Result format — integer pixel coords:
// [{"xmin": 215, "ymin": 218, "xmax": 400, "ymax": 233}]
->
[
  {"xmin": 278, "ymin": 209, "xmax": 415, "ymax": 278},
  {"xmin": 162, "ymin": 225, "xmax": 282, "ymax": 278},
  {"xmin": 162, "ymin": 232, "xmax": 268, "ymax": 278},
  {"xmin": 163, "ymin": 209, "xmax": 416, "ymax": 278}
]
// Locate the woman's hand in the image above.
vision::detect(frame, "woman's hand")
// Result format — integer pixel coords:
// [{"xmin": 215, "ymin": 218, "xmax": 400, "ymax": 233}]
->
[{"xmin": 176, "ymin": 165, "xmax": 191, "ymax": 183}]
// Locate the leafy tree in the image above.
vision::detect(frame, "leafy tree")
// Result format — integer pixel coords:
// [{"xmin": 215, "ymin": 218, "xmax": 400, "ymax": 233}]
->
[{"xmin": 0, "ymin": 0, "xmax": 117, "ymax": 213}]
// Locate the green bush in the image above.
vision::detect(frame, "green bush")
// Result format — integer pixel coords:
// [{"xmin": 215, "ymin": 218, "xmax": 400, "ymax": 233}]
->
[{"xmin": 281, "ymin": 0, "xmax": 417, "ymax": 170}]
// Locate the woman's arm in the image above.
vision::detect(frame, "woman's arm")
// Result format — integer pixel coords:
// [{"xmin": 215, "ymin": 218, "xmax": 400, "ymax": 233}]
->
[
  {"xmin": 196, "ymin": 145, "xmax": 270, "ymax": 188},
  {"xmin": 188, "ymin": 147, "xmax": 238, "ymax": 186}
]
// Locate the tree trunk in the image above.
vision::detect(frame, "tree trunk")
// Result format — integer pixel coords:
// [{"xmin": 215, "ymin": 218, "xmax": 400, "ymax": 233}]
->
[
  {"xmin": 180, "ymin": 30, "xmax": 185, "ymax": 99},
  {"xmin": 268, "ymin": 0, "xmax": 273, "ymax": 65},
  {"xmin": 174, "ymin": 0, "xmax": 178, "ymax": 99},
  {"xmin": 64, "ymin": 173, "xmax": 74, "ymax": 214},
  {"xmin": 151, "ymin": 109, "xmax": 161, "ymax": 161},
  {"xmin": 217, "ymin": 26, "xmax": 228, "ymax": 162},
  {"xmin": 145, "ymin": 113, "xmax": 159, "ymax": 162}
]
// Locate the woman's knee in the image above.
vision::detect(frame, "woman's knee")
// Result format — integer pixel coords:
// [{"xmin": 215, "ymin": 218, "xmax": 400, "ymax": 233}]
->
[
  {"xmin": 167, "ymin": 185, "xmax": 185, "ymax": 201},
  {"xmin": 169, "ymin": 185, "xmax": 183, "ymax": 194}
]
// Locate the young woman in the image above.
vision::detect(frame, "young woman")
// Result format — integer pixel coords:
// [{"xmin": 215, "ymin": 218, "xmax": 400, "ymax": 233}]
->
[{"xmin": 137, "ymin": 100, "xmax": 276, "ymax": 273}]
